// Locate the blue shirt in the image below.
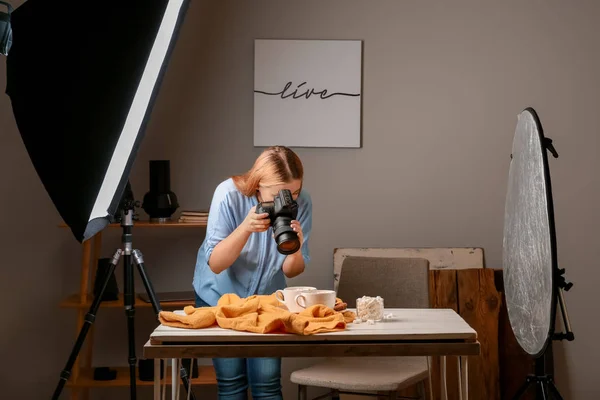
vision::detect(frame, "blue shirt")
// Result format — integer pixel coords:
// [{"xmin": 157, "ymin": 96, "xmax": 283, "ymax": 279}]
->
[{"xmin": 192, "ymin": 178, "xmax": 312, "ymax": 306}]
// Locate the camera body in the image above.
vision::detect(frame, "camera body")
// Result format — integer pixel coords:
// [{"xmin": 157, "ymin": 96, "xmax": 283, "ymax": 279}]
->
[{"xmin": 256, "ymin": 189, "xmax": 300, "ymax": 255}]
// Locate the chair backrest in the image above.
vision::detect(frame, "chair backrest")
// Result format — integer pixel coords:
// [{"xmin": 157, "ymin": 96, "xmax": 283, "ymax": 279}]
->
[
  {"xmin": 336, "ymin": 256, "xmax": 430, "ymax": 309},
  {"xmin": 333, "ymin": 247, "xmax": 484, "ymax": 293}
]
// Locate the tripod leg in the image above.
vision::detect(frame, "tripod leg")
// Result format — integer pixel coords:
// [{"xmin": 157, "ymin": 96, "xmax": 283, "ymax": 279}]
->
[
  {"xmin": 512, "ymin": 377, "xmax": 533, "ymax": 400},
  {"xmin": 548, "ymin": 380, "xmax": 564, "ymax": 400},
  {"xmin": 538, "ymin": 380, "xmax": 549, "ymax": 400},
  {"xmin": 133, "ymin": 249, "xmax": 198, "ymax": 400},
  {"xmin": 51, "ymin": 249, "xmax": 122, "ymax": 400},
  {"xmin": 133, "ymin": 249, "xmax": 161, "ymax": 315},
  {"xmin": 124, "ymin": 250, "xmax": 137, "ymax": 400}
]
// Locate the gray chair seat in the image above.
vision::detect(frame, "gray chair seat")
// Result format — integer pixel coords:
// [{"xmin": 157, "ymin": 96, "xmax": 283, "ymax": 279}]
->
[{"xmin": 291, "ymin": 356, "xmax": 429, "ymax": 392}]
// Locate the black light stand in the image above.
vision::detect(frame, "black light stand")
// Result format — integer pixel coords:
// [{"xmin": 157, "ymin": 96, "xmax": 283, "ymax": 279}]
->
[{"xmin": 52, "ymin": 188, "xmax": 196, "ymax": 400}]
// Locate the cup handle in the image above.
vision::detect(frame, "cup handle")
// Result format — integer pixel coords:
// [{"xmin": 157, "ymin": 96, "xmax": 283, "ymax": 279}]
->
[
  {"xmin": 295, "ymin": 294, "xmax": 307, "ymax": 309},
  {"xmin": 275, "ymin": 290, "xmax": 285, "ymax": 303}
]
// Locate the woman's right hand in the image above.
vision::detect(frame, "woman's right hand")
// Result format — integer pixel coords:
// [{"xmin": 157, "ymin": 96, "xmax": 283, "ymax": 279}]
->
[
  {"xmin": 208, "ymin": 206, "xmax": 270, "ymax": 274},
  {"xmin": 241, "ymin": 206, "xmax": 271, "ymax": 233}
]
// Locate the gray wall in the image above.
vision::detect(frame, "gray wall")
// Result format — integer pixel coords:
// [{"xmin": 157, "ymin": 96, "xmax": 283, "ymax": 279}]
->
[{"xmin": 1, "ymin": 1, "xmax": 599, "ymax": 399}]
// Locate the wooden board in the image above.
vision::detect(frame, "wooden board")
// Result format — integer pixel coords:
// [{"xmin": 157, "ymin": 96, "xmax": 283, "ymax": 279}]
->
[
  {"xmin": 60, "ymin": 293, "xmax": 195, "ymax": 309},
  {"xmin": 458, "ymin": 268, "xmax": 501, "ymax": 400},
  {"xmin": 59, "ymin": 220, "xmax": 207, "ymax": 228},
  {"xmin": 333, "ymin": 248, "xmax": 485, "ymax": 292},
  {"xmin": 66, "ymin": 366, "xmax": 216, "ymax": 388},
  {"xmin": 427, "ymin": 269, "xmax": 501, "ymax": 400}
]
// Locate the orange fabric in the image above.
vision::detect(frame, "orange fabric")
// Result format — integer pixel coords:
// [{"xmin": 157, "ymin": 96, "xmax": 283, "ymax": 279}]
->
[{"xmin": 158, "ymin": 293, "xmax": 355, "ymax": 335}]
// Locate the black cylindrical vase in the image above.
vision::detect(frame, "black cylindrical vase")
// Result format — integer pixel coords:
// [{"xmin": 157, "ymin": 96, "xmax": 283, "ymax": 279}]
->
[{"xmin": 142, "ymin": 160, "xmax": 179, "ymax": 221}]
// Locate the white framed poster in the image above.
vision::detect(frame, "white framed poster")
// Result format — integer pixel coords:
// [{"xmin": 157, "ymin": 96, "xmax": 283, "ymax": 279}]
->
[{"xmin": 253, "ymin": 39, "xmax": 363, "ymax": 148}]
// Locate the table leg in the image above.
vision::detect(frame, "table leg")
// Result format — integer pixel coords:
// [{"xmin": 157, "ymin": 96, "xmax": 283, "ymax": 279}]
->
[
  {"xmin": 172, "ymin": 359, "xmax": 177, "ymax": 399},
  {"xmin": 154, "ymin": 358, "xmax": 161, "ymax": 400},
  {"xmin": 461, "ymin": 356, "xmax": 468, "ymax": 400},
  {"xmin": 427, "ymin": 356, "xmax": 434, "ymax": 399},
  {"xmin": 298, "ymin": 385, "xmax": 307, "ymax": 400},
  {"xmin": 440, "ymin": 356, "xmax": 448, "ymax": 400},
  {"xmin": 163, "ymin": 361, "xmax": 168, "ymax": 400},
  {"xmin": 176, "ymin": 359, "xmax": 181, "ymax": 399},
  {"xmin": 457, "ymin": 357, "xmax": 463, "ymax": 400}
]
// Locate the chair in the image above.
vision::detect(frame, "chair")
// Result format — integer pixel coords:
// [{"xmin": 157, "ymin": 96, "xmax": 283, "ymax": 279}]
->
[{"xmin": 290, "ymin": 256, "xmax": 433, "ymax": 400}]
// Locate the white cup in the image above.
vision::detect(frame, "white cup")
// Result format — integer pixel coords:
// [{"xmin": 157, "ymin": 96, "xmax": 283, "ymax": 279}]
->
[
  {"xmin": 275, "ymin": 286, "xmax": 317, "ymax": 313},
  {"xmin": 295, "ymin": 289, "xmax": 337, "ymax": 310}
]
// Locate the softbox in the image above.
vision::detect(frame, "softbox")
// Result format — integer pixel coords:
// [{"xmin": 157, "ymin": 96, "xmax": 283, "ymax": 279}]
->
[{"xmin": 5, "ymin": 0, "xmax": 190, "ymax": 242}]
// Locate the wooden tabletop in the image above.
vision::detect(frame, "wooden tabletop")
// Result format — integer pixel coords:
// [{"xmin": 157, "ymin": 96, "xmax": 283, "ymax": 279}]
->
[{"xmin": 144, "ymin": 308, "xmax": 480, "ymax": 359}]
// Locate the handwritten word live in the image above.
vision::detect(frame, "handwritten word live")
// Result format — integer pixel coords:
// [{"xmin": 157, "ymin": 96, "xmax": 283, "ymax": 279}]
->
[{"xmin": 255, "ymin": 81, "xmax": 360, "ymax": 100}]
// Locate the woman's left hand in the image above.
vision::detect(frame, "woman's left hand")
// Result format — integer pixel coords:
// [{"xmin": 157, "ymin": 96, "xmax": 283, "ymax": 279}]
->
[
  {"xmin": 272, "ymin": 220, "xmax": 304, "ymax": 247},
  {"xmin": 290, "ymin": 220, "xmax": 304, "ymax": 246}
]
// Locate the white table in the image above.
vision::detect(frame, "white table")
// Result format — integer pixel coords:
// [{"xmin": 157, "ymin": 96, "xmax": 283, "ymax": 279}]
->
[{"xmin": 143, "ymin": 308, "xmax": 479, "ymax": 400}]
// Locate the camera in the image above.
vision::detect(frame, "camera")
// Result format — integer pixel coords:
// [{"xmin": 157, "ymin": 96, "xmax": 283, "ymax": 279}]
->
[{"xmin": 256, "ymin": 189, "xmax": 300, "ymax": 255}]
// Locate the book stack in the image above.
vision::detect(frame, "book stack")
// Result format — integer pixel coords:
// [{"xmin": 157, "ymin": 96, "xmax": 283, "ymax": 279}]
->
[{"xmin": 178, "ymin": 210, "xmax": 209, "ymax": 224}]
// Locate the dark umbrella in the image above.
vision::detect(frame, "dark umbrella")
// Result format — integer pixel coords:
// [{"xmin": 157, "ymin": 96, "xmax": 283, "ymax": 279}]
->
[{"xmin": 4, "ymin": 1, "xmax": 193, "ymax": 399}]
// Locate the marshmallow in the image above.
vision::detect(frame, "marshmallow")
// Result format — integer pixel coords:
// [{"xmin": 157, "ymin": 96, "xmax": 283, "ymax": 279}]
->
[{"xmin": 356, "ymin": 296, "xmax": 385, "ymax": 321}]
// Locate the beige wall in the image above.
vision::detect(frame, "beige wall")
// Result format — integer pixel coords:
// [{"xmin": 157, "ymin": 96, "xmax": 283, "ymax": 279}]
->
[{"xmin": 1, "ymin": 1, "xmax": 599, "ymax": 399}]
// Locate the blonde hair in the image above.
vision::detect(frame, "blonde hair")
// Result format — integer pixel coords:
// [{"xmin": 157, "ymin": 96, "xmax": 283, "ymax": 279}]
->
[{"xmin": 232, "ymin": 146, "xmax": 304, "ymax": 197}]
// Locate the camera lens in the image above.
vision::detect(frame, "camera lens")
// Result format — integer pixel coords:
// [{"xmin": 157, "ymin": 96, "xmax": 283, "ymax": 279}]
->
[
  {"xmin": 276, "ymin": 233, "xmax": 300, "ymax": 255},
  {"xmin": 272, "ymin": 217, "xmax": 300, "ymax": 255}
]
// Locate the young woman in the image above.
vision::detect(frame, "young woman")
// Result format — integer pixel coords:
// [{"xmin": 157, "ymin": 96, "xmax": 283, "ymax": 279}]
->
[{"xmin": 192, "ymin": 145, "xmax": 312, "ymax": 399}]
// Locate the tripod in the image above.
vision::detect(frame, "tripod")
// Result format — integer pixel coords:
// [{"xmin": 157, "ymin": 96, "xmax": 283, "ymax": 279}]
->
[
  {"xmin": 52, "ymin": 203, "xmax": 197, "ymax": 400},
  {"xmin": 512, "ymin": 268, "xmax": 574, "ymax": 400},
  {"xmin": 513, "ymin": 354, "xmax": 563, "ymax": 400}
]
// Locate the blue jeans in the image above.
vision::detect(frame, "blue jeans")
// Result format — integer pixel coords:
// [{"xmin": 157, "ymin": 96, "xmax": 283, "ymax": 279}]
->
[{"xmin": 195, "ymin": 294, "xmax": 283, "ymax": 400}]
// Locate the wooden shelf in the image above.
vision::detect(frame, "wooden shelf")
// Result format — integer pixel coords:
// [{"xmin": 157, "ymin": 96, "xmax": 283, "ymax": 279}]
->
[
  {"xmin": 59, "ymin": 220, "xmax": 207, "ymax": 228},
  {"xmin": 60, "ymin": 293, "xmax": 195, "ymax": 309},
  {"xmin": 66, "ymin": 366, "xmax": 216, "ymax": 388}
]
